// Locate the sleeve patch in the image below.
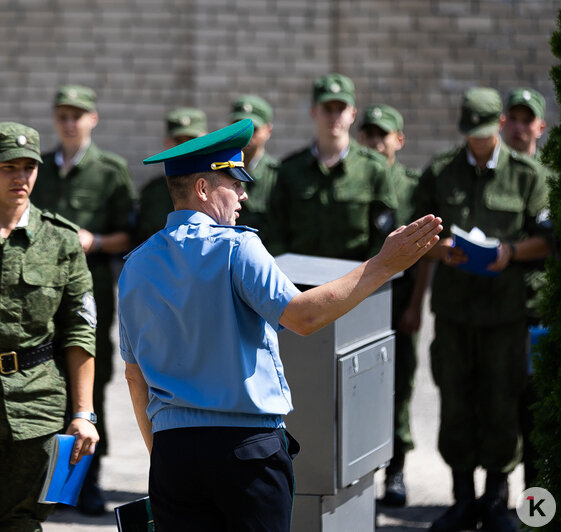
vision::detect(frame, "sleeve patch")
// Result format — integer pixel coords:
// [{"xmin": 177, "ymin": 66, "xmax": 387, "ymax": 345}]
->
[{"xmin": 78, "ymin": 291, "xmax": 97, "ymax": 328}]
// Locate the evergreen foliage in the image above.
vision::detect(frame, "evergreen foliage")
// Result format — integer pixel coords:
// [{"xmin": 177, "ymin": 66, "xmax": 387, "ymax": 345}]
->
[{"xmin": 532, "ymin": 9, "xmax": 561, "ymax": 531}]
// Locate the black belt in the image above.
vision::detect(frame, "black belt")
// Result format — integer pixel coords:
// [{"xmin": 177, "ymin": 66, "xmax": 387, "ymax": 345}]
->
[{"xmin": 0, "ymin": 342, "xmax": 54, "ymax": 375}]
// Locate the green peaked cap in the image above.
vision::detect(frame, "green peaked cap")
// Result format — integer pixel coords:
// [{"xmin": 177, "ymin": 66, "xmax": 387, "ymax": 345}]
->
[{"xmin": 143, "ymin": 118, "xmax": 254, "ymax": 181}]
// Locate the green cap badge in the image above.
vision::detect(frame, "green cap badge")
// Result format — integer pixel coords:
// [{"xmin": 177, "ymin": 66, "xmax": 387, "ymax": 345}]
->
[
  {"xmin": 230, "ymin": 94, "xmax": 273, "ymax": 129},
  {"xmin": 144, "ymin": 118, "xmax": 254, "ymax": 182},
  {"xmin": 506, "ymin": 88, "xmax": 546, "ymax": 119},
  {"xmin": 313, "ymin": 73, "xmax": 355, "ymax": 106},
  {"xmin": 166, "ymin": 107, "xmax": 207, "ymax": 139},
  {"xmin": 361, "ymin": 104, "xmax": 404, "ymax": 133},
  {"xmin": 54, "ymin": 84, "xmax": 97, "ymax": 112},
  {"xmin": 458, "ymin": 87, "xmax": 502, "ymax": 138},
  {"xmin": 0, "ymin": 122, "xmax": 42, "ymax": 163}
]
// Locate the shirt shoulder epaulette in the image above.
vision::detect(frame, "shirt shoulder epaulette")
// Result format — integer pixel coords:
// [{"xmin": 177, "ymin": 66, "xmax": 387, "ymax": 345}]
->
[
  {"xmin": 211, "ymin": 224, "xmax": 259, "ymax": 234},
  {"xmin": 97, "ymin": 148, "xmax": 129, "ymax": 171},
  {"xmin": 124, "ymin": 239, "xmax": 150, "ymax": 261},
  {"xmin": 508, "ymin": 149, "xmax": 541, "ymax": 171},
  {"xmin": 40, "ymin": 210, "xmax": 80, "ymax": 232}
]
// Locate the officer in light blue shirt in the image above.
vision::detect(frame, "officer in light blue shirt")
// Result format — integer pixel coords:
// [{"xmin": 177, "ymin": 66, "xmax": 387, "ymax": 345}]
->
[
  {"xmin": 119, "ymin": 118, "xmax": 443, "ymax": 532},
  {"xmin": 119, "ymin": 208, "xmax": 298, "ymax": 431}
]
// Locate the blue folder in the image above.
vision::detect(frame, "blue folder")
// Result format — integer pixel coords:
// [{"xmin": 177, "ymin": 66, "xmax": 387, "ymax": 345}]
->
[{"xmin": 38, "ymin": 434, "xmax": 94, "ymax": 506}]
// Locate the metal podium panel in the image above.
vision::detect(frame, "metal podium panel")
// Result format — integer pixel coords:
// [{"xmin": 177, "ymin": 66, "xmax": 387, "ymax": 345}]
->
[
  {"xmin": 334, "ymin": 283, "xmax": 392, "ymax": 354},
  {"xmin": 274, "ymin": 253, "xmax": 362, "ymax": 287},
  {"xmin": 281, "ymin": 325, "xmax": 338, "ymax": 495},
  {"xmin": 338, "ymin": 335, "xmax": 395, "ymax": 488}
]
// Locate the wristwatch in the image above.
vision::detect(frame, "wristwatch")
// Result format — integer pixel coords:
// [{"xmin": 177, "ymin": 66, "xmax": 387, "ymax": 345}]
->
[{"xmin": 72, "ymin": 411, "xmax": 98, "ymax": 424}]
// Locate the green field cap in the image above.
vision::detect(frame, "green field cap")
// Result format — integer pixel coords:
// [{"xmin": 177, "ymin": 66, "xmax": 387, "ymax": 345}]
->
[
  {"xmin": 167, "ymin": 107, "xmax": 207, "ymax": 138},
  {"xmin": 0, "ymin": 122, "xmax": 42, "ymax": 163},
  {"xmin": 54, "ymin": 84, "xmax": 97, "ymax": 112},
  {"xmin": 144, "ymin": 118, "xmax": 254, "ymax": 182},
  {"xmin": 230, "ymin": 95, "xmax": 273, "ymax": 129},
  {"xmin": 459, "ymin": 87, "xmax": 502, "ymax": 138},
  {"xmin": 506, "ymin": 88, "xmax": 546, "ymax": 119},
  {"xmin": 313, "ymin": 73, "xmax": 355, "ymax": 106},
  {"xmin": 361, "ymin": 104, "xmax": 404, "ymax": 133}
]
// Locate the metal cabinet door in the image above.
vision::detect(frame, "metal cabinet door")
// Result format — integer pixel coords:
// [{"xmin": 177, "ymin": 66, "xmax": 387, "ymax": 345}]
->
[{"xmin": 338, "ymin": 335, "xmax": 395, "ymax": 488}]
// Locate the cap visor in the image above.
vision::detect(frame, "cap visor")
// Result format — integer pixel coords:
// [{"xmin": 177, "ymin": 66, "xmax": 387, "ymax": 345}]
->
[
  {"xmin": 315, "ymin": 93, "xmax": 355, "ymax": 106},
  {"xmin": 460, "ymin": 122, "xmax": 499, "ymax": 138},
  {"xmin": 55, "ymin": 99, "xmax": 95, "ymax": 112},
  {"xmin": 361, "ymin": 119, "xmax": 393, "ymax": 133},
  {"xmin": 223, "ymin": 167, "xmax": 254, "ymax": 182},
  {"xmin": 508, "ymin": 100, "xmax": 540, "ymax": 118},
  {"xmin": 0, "ymin": 149, "xmax": 43, "ymax": 164}
]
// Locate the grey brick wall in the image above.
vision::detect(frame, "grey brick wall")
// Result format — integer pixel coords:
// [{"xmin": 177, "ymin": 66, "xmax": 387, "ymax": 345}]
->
[{"xmin": 0, "ymin": 0, "xmax": 558, "ymax": 187}]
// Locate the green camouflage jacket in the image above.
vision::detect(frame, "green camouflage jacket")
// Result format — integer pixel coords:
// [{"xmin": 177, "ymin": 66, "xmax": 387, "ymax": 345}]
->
[
  {"xmin": 414, "ymin": 142, "xmax": 550, "ymax": 325},
  {"xmin": 32, "ymin": 142, "xmax": 136, "ymax": 236},
  {"xmin": 269, "ymin": 139, "xmax": 397, "ymax": 260},
  {"xmin": 0, "ymin": 204, "xmax": 96, "ymax": 440}
]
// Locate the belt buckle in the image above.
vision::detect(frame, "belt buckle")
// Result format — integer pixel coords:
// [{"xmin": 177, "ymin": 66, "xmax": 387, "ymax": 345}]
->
[{"xmin": 0, "ymin": 352, "xmax": 18, "ymax": 375}]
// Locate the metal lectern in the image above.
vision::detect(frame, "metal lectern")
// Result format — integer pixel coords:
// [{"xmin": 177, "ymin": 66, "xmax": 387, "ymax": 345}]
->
[{"xmin": 275, "ymin": 253, "xmax": 397, "ymax": 532}]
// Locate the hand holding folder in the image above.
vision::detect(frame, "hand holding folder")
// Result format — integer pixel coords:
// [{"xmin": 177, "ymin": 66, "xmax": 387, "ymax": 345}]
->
[
  {"xmin": 450, "ymin": 225, "xmax": 500, "ymax": 277},
  {"xmin": 38, "ymin": 434, "xmax": 94, "ymax": 506}
]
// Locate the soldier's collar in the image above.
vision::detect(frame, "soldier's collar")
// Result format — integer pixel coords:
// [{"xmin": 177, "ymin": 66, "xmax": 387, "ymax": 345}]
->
[
  {"xmin": 55, "ymin": 140, "xmax": 91, "ymax": 175},
  {"xmin": 466, "ymin": 138, "xmax": 501, "ymax": 170},
  {"xmin": 310, "ymin": 141, "xmax": 350, "ymax": 164},
  {"xmin": 15, "ymin": 202, "xmax": 31, "ymax": 229}
]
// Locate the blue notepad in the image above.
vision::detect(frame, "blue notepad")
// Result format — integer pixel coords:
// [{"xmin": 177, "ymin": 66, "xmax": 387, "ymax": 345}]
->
[
  {"xmin": 38, "ymin": 434, "xmax": 94, "ymax": 506},
  {"xmin": 451, "ymin": 225, "xmax": 500, "ymax": 277}
]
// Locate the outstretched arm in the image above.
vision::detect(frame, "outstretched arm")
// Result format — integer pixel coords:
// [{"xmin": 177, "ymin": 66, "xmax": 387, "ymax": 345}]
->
[{"xmin": 280, "ymin": 214, "xmax": 443, "ymax": 336}]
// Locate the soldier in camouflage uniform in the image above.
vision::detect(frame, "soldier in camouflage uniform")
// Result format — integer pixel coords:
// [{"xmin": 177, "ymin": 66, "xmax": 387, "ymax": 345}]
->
[
  {"xmin": 358, "ymin": 104, "xmax": 429, "ymax": 507},
  {"xmin": 414, "ymin": 88, "xmax": 551, "ymax": 532},
  {"xmin": 269, "ymin": 73, "xmax": 396, "ymax": 259},
  {"xmin": 503, "ymin": 88, "xmax": 553, "ymax": 489},
  {"xmin": 229, "ymin": 94, "xmax": 279, "ymax": 247},
  {"xmin": 0, "ymin": 122, "xmax": 98, "ymax": 531},
  {"xmin": 31, "ymin": 85, "xmax": 135, "ymax": 515},
  {"xmin": 136, "ymin": 107, "xmax": 207, "ymax": 245}
]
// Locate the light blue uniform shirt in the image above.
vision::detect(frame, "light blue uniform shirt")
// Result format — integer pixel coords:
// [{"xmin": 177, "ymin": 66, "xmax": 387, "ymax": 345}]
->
[{"xmin": 118, "ymin": 210, "xmax": 300, "ymax": 432}]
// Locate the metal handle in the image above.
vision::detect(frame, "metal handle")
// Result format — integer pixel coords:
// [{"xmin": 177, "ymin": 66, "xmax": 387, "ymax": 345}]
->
[{"xmin": 381, "ymin": 346, "xmax": 388, "ymax": 362}]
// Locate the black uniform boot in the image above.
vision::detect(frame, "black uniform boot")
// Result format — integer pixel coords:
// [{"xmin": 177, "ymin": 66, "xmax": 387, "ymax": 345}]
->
[
  {"xmin": 383, "ymin": 455, "xmax": 407, "ymax": 507},
  {"xmin": 77, "ymin": 454, "xmax": 106, "ymax": 516},
  {"xmin": 430, "ymin": 470, "xmax": 478, "ymax": 532},
  {"xmin": 479, "ymin": 471, "xmax": 517, "ymax": 532}
]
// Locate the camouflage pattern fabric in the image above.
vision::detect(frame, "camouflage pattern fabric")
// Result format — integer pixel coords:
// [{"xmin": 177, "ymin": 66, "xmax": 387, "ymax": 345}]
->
[
  {"xmin": 269, "ymin": 138, "xmax": 396, "ymax": 259},
  {"xmin": 0, "ymin": 204, "xmax": 95, "ymax": 441}
]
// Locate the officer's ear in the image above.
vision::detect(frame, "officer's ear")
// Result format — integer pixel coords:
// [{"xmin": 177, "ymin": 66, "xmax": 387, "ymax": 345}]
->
[{"xmin": 194, "ymin": 176, "xmax": 209, "ymax": 202}]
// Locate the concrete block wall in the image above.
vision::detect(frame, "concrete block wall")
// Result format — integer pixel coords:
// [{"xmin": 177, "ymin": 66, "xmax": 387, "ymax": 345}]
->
[{"xmin": 0, "ymin": 0, "xmax": 558, "ymax": 187}]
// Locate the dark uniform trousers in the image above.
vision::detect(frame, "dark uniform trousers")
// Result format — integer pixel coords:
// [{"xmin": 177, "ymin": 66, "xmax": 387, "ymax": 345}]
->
[
  {"xmin": 0, "ymin": 406, "xmax": 55, "ymax": 532},
  {"xmin": 430, "ymin": 318, "xmax": 527, "ymax": 473},
  {"xmin": 149, "ymin": 426, "xmax": 300, "ymax": 532}
]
